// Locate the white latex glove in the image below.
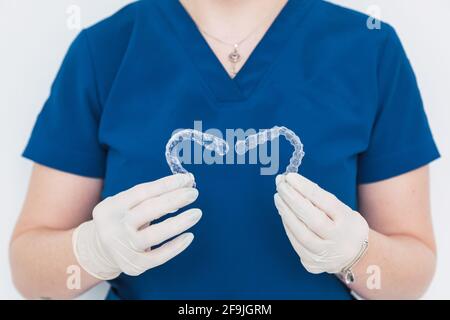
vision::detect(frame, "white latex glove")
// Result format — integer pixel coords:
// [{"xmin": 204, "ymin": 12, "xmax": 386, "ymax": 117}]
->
[
  {"xmin": 73, "ymin": 174, "xmax": 201, "ymax": 280},
  {"xmin": 274, "ymin": 173, "xmax": 369, "ymax": 275}
]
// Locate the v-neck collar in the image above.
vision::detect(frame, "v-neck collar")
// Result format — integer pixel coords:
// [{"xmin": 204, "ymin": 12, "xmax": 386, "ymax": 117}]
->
[{"xmin": 155, "ymin": 0, "xmax": 315, "ymax": 103}]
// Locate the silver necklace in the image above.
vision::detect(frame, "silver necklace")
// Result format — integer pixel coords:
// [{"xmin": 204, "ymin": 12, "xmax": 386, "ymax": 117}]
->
[
  {"xmin": 195, "ymin": 1, "xmax": 283, "ymax": 76},
  {"xmin": 198, "ymin": 30, "xmax": 250, "ymax": 76}
]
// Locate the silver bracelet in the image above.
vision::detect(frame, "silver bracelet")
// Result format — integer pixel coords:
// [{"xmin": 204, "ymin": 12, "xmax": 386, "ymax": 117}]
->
[{"xmin": 339, "ymin": 239, "xmax": 369, "ymax": 284}]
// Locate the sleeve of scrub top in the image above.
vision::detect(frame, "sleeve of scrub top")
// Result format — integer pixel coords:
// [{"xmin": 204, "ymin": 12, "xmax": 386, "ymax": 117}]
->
[
  {"xmin": 22, "ymin": 30, "xmax": 106, "ymax": 178},
  {"xmin": 357, "ymin": 26, "xmax": 440, "ymax": 184}
]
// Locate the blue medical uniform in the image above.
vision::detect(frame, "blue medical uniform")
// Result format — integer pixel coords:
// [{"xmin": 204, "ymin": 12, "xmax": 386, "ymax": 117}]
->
[{"xmin": 23, "ymin": 0, "xmax": 440, "ymax": 299}]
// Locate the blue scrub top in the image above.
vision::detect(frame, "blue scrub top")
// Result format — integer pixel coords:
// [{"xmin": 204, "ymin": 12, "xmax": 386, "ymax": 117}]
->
[{"xmin": 23, "ymin": 0, "xmax": 440, "ymax": 300}]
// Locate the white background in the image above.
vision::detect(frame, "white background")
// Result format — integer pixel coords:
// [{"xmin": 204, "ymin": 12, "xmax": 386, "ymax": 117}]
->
[{"xmin": 0, "ymin": 0, "xmax": 449, "ymax": 300}]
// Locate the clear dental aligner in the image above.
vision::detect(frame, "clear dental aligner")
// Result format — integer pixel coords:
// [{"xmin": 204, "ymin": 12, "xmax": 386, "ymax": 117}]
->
[
  {"xmin": 235, "ymin": 126, "xmax": 305, "ymax": 174},
  {"xmin": 165, "ymin": 129, "xmax": 229, "ymax": 183}
]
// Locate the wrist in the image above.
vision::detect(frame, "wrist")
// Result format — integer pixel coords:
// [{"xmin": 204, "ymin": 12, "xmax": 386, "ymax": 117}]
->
[
  {"xmin": 339, "ymin": 238, "xmax": 369, "ymax": 284},
  {"xmin": 72, "ymin": 221, "xmax": 121, "ymax": 281},
  {"xmin": 351, "ymin": 228, "xmax": 374, "ymax": 275},
  {"xmin": 338, "ymin": 223, "xmax": 371, "ymax": 284}
]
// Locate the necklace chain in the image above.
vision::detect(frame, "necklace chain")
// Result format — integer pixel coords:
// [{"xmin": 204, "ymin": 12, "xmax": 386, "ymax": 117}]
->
[
  {"xmin": 197, "ymin": 21, "xmax": 263, "ymax": 48},
  {"xmin": 193, "ymin": 0, "xmax": 284, "ymax": 76}
]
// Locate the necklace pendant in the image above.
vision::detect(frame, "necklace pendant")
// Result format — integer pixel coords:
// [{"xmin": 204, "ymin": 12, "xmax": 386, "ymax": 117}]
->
[{"xmin": 228, "ymin": 46, "xmax": 241, "ymax": 64}]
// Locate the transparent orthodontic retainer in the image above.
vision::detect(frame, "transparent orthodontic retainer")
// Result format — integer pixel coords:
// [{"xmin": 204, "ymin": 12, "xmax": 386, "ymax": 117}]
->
[
  {"xmin": 235, "ymin": 126, "xmax": 305, "ymax": 174},
  {"xmin": 165, "ymin": 126, "xmax": 305, "ymax": 186},
  {"xmin": 165, "ymin": 129, "xmax": 229, "ymax": 187}
]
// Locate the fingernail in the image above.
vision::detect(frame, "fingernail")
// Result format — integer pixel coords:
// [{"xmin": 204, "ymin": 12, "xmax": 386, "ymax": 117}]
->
[
  {"xmin": 276, "ymin": 180, "xmax": 286, "ymax": 192},
  {"xmin": 286, "ymin": 173, "xmax": 305, "ymax": 186},
  {"xmin": 276, "ymin": 175, "xmax": 284, "ymax": 186},
  {"xmin": 189, "ymin": 209, "xmax": 202, "ymax": 222},
  {"xmin": 173, "ymin": 174, "xmax": 187, "ymax": 187},
  {"xmin": 181, "ymin": 174, "xmax": 192, "ymax": 186},
  {"xmin": 186, "ymin": 188, "xmax": 199, "ymax": 200},
  {"xmin": 188, "ymin": 173, "xmax": 195, "ymax": 185},
  {"xmin": 181, "ymin": 233, "xmax": 194, "ymax": 244},
  {"xmin": 273, "ymin": 194, "xmax": 280, "ymax": 208}
]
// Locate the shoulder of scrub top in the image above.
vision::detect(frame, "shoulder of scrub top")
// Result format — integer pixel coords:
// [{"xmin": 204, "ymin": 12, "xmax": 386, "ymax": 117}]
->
[
  {"xmin": 311, "ymin": 0, "xmax": 399, "ymax": 52},
  {"xmin": 80, "ymin": 1, "xmax": 143, "ymax": 107}
]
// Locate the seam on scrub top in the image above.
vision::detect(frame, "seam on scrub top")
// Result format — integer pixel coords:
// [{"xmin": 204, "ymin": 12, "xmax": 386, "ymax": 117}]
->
[
  {"xmin": 241, "ymin": 0, "xmax": 318, "ymax": 101},
  {"xmin": 359, "ymin": 138, "xmax": 439, "ymax": 167},
  {"xmin": 153, "ymin": 2, "xmax": 222, "ymax": 107},
  {"xmin": 82, "ymin": 30, "xmax": 104, "ymax": 119}
]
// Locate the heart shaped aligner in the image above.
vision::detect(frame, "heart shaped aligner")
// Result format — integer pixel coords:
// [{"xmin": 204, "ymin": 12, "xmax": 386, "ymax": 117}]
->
[
  {"xmin": 165, "ymin": 126, "xmax": 305, "ymax": 184},
  {"xmin": 234, "ymin": 126, "xmax": 305, "ymax": 174},
  {"xmin": 165, "ymin": 129, "xmax": 230, "ymax": 181}
]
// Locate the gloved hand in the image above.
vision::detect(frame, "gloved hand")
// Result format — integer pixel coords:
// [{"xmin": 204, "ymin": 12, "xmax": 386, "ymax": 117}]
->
[
  {"xmin": 274, "ymin": 173, "xmax": 369, "ymax": 276},
  {"xmin": 72, "ymin": 174, "xmax": 201, "ymax": 280}
]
